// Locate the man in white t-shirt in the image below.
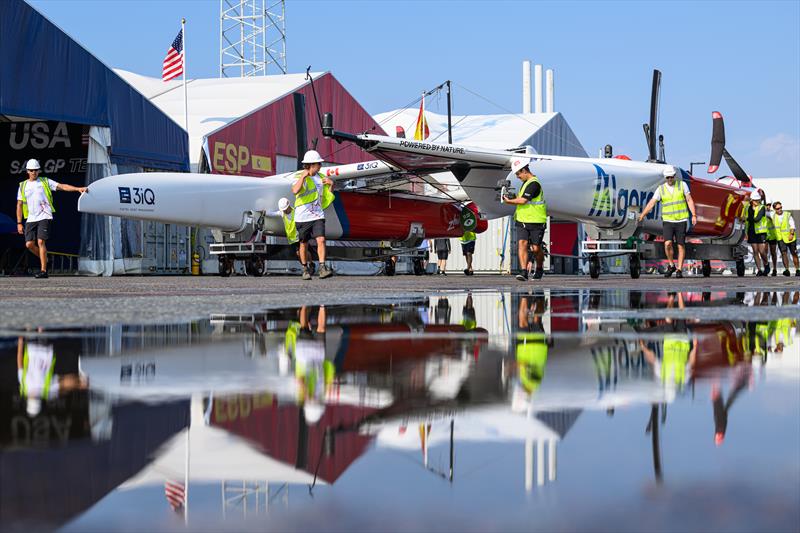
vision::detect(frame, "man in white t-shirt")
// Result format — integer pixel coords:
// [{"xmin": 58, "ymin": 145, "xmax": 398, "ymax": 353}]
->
[
  {"xmin": 16, "ymin": 159, "xmax": 87, "ymax": 278},
  {"xmin": 291, "ymin": 150, "xmax": 335, "ymax": 280},
  {"xmin": 638, "ymin": 167, "xmax": 697, "ymax": 278}
]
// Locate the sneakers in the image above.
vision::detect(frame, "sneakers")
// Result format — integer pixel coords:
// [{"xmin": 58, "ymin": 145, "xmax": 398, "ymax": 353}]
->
[
  {"xmin": 664, "ymin": 265, "xmax": 676, "ymax": 278},
  {"xmin": 784, "ymin": 269, "xmax": 791, "ymax": 277},
  {"xmin": 796, "ymin": 270, "xmax": 800, "ymax": 277},
  {"xmin": 515, "ymin": 272, "xmax": 528, "ymax": 282},
  {"xmin": 771, "ymin": 270, "xmax": 777, "ymax": 277},
  {"xmin": 34, "ymin": 270, "xmax": 48, "ymax": 279},
  {"xmin": 301, "ymin": 266, "xmax": 312, "ymax": 280},
  {"xmin": 756, "ymin": 270, "xmax": 764, "ymax": 277},
  {"xmin": 676, "ymin": 269, "xmax": 683, "ymax": 279},
  {"xmin": 319, "ymin": 265, "xmax": 333, "ymax": 279},
  {"xmin": 463, "ymin": 268, "xmax": 474, "ymax": 276},
  {"xmin": 532, "ymin": 269, "xmax": 544, "ymax": 280},
  {"xmin": 763, "ymin": 265, "xmax": 771, "ymax": 276}
]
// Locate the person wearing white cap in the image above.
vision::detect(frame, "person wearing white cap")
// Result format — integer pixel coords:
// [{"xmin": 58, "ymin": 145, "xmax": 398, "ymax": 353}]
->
[
  {"xmin": 502, "ymin": 158, "xmax": 547, "ymax": 281},
  {"xmin": 745, "ymin": 191, "xmax": 769, "ymax": 276},
  {"xmin": 16, "ymin": 158, "xmax": 87, "ymax": 278},
  {"xmin": 291, "ymin": 150, "xmax": 335, "ymax": 280},
  {"xmin": 638, "ymin": 166, "xmax": 697, "ymax": 278}
]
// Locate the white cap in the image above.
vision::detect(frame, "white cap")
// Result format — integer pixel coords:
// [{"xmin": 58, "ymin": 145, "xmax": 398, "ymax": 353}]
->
[
  {"xmin": 663, "ymin": 166, "xmax": 677, "ymax": 178},
  {"xmin": 26, "ymin": 159, "xmax": 41, "ymax": 170},
  {"xmin": 278, "ymin": 197, "xmax": 291, "ymax": 212},
  {"xmin": 750, "ymin": 191, "xmax": 761, "ymax": 201},
  {"xmin": 27, "ymin": 397, "xmax": 42, "ymax": 417},
  {"xmin": 303, "ymin": 401, "xmax": 325, "ymax": 424},
  {"xmin": 510, "ymin": 158, "xmax": 529, "ymax": 174},
  {"xmin": 301, "ymin": 150, "xmax": 325, "ymax": 164}
]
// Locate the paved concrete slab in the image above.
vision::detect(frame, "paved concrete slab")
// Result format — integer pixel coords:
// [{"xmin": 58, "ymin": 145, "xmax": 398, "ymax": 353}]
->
[{"xmin": 1, "ymin": 274, "xmax": 798, "ymax": 329}]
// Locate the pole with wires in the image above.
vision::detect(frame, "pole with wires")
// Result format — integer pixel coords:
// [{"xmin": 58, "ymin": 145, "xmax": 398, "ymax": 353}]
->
[{"xmin": 446, "ymin": 80, "xmax": 452, "ymax": 144}]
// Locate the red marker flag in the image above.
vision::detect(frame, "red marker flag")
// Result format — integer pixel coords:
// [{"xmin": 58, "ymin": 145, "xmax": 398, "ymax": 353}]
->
[{"xmin": 413, "ymin": 100, "xmax": 430, "ymax": 141}]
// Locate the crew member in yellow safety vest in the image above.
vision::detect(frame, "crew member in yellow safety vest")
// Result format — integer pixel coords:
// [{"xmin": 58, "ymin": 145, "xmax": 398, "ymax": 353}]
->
[
  {"xmin": 286, "ymin": 305, "xmax": 334, "ymax": 425},
  {"xmin": 460, "ymin": 230, "xmax": 476, "ymax": 276},
  {"xmin": 291, "ymin": 150, "xmax": 336, "ymax": 281},
  {"xmin": 772, "ymin": 201, "xmax": 799, "ymax": 277},
  {"xmin": 16, "ymin": 337, "xmax": 87, "ymax": 417},
  {"xmin": 764, "ymin": 203, "xmax": 781, "ymax": 276},
  {"xmin": 515, "ymin": 293, "xmax": 548, "ymax": 395},
  {"xmin": 640, "ymin": 331, "xmax": 697, "ymax": 391},
  {"xmin": 744, "ymin": 191, "xmax": 770, "ymax": 276},
  {"xmin": 638, "ymin": 167, "xmax": 698, "ymax": 279},
  {"xmin": 770, "ymin": 317, "xmax": 796, "ymax": 354},
  {"xmin": 16, "ymin": 158, "xmax": 88, "ymax": 279},
  {"xmin": 503, "ymin": 158, "xmax": 547, "ymax": 281}
]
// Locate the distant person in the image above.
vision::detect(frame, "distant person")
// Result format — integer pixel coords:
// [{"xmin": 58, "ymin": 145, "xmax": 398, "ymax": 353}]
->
[
  {"xmin": 16, "ymin": 159, "xmax": 87, "ymax": 278},
  {"xmin": 503, "ymin": 158, "xmax": 547, "ymax": 281},
  {"xmin": 434, "ymin": 297, "xmax": 451, "ymax": 324},
  {"xmin": 433, "ymin": 238, "xmax": 450, "ymax": 275},
  {"xmin": 639, "ymin": 292, "xmax": 697, "ymax": 391},
  {"xmin": 17, "ymin": 337, "xmax": 87, "ymax": 416},
  {"xmin": 764, "ymin": 203, "xmax": 781, "ymax": 276},
  {"xmin": 772, "ymin": 201, "xmax": 799, "ymax": 276},
  {"xmin": 277, "ymin": 196, "xmax": 302, "ymax": 267},
  {"xmin": 744, "ymin": 192, "xmax": 769, "ymax": 276},
  {"xmin": 638, "ymin": 167, "xmax": 697, "ymax": 278},
  {"xmin": 460, "ymin": 230, "xmax": 476, "ymax": 275},
  {"xmin": 292, "ymin": 150, "xmax": 335, "ymax": 280}
]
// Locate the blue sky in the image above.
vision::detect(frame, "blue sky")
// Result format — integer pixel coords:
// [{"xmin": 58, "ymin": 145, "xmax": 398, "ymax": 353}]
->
[{"xmin": 29, "ymin": 0, "xmax": 800, "ymax": 177}]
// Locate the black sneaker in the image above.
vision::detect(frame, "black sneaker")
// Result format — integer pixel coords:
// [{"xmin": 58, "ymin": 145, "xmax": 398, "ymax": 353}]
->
[
  {"xmin": 756, "ymin": 271, "xmax": 764, "ymax": 277},
  {"xmin": 784, "ymin": 269, "xmax": 791, "ymax": 277},
  {"xmin": 441, "ymin": 270, "xmax": 447, "ymax": 276},
  {"xmin": 516, "ymin": 272, "xmax": 528, "ymax": 281},
  {"xmin": 676, "ymin": 269, "xmax": 683, "ymax": 279},
  {"xmin": 664, "ymin": 265, "xmax": 676, "ymax": 278},
  {"xmin": 532, "ymin": 269, "xmax": 544, "ymax": 280},
  {"xmin": 763, "ymin": 265, "xmax": 771, "ymax": 276},
  {"xmin": 796, "ymin": 270, "xmax": 800, "ymax": 277},
  {"xmin": 34, "ymin": 271, "xmax": 48, "ymax": 279},
  {"xmin": 464, "ymin": 268, "xmax": 470, "ymax": 275},
  {"xmin": 771, "ymin": 270, "xmax": 777, "ymax": 277}
]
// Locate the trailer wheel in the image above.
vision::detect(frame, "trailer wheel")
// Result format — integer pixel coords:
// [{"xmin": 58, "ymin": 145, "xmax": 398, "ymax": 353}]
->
[
  {"xmin": 735, "ymin": 259, "xmax": 745, "ymax": 277},
  {"xmin": 246, "ymin": 255, "xmax": 265, "ymax": 277},
  {"xmin": 385, "ymin": 257, "xmax": 396, "ymax": 276},
  {"xmin": 630, "ymin": 254, "xmax": 641, "ymax": 279},
  {"xmin": 219, "ymin": 257, "xmax": 234, "ymax": 277},
  {"xmin": 412, "ymin": 258, "xmax": 424, "ymax": 276},
  {"xmin": 701, "ymin": 260, "xmax": 712, "ymax": 278},
  {"xmin": 589, "ymin": 255, "xmax": 601, "ymax": 279}
]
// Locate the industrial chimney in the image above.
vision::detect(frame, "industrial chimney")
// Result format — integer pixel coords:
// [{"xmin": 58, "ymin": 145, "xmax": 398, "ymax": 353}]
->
[
  {"xmin": 546, "ymin": 69, "xmax": 554, "ymax": 113},
  {"xmin": 534, "ymin": 64, "xmax": 543, "ymax": 113},
  {"xmin": 522, "ymin": 61, "xmax": 531, "ymax": 114}
]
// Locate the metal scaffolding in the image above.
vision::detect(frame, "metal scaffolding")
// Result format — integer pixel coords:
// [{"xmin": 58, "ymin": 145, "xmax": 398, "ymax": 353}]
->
[{"xmin": 219, "ymin": 0, "xmax": 286, "ymax": 77}]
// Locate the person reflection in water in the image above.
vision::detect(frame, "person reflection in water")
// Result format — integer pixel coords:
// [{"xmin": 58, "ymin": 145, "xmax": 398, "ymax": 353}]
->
[
  {"xmin": 285, "ymin": 306, "xmax": 333, "ymax": 425},
  {"xmin": 515, "ymin": 293, "xmax": 549, "ymax": 399},
  {"xmin": 434, "ymin": 297, "xmax": 452, "ymax": 325},
  {"xmin": 17, "ymin": 337, "xmax": 87, "ymax": 417},
  {"xmin": 711, "ymin": 365, "xmax": 752, "ymax": 446},
  {"xmin": 639, "ymin": 292, "xmax": 697, "ymax": 391}
]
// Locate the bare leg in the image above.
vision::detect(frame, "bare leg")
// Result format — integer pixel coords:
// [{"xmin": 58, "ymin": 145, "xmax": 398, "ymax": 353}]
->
[
  {"xmin": 769, "ymin": 243, "xmax": 778, "ymax": 272},
  {"xmin": 531, "ymin": 244, "xmax": 544, "ymax": 270},
  {"xmin": 26, "ymin": 240, "xmax": 40, "ymax": 262},
  {"xmin": 518, "ymin": 240, "xmax": 529, "ymax": 272},
  {"xmin": 317, "ymin": 236, "xmax": 326, "ymax": 263},
  {"xmin": 780, "ymin": 250, "xmax": 790, "ymax": 271},
  {"xmin": 664, "ymin": 240, "xmax": 674, "ymax": 266},
  {"xmin": 792, "ymin": 249, "xmax": 800, "ymax": 270},
  {"xmin": 37, "ymin": 239, "xmax": 47, "ymax": 271},
  {"xmin": 677, "ymin": 244, "xmax": 685, "ymax": 271},
  {"xmin": 752, "ymin": 244, "xmax": 762, "ymax": 271},
  {"xmin": 465, "ymin": 253, "xmax": 473, "ymax": 272},
  {"xmin": 299, "ymin": 242, "xmax": 308, "ymax": 266}
]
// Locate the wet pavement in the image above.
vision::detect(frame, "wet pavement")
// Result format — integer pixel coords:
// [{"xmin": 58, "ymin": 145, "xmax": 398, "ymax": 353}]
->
[{"xmin": 1, "ymin": 288, "xmax": 798, "ymax": 532}]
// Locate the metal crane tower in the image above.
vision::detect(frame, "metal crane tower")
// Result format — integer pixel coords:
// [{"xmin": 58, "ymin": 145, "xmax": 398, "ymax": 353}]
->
[{"xmin": 219, "ymin": 0, "xmax": 286, "ymax": 77}]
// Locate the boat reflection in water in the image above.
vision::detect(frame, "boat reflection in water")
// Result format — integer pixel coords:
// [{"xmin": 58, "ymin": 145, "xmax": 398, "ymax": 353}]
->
[{"xmin": 0, "ymin": 289, "xmax": 797, "ymax": 531}]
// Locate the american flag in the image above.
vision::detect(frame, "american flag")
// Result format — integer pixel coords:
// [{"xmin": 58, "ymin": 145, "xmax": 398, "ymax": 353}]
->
[
  {"xmin": 164, "ymin": 480, "xmax": 185, "ymax": 511},
  {"xmin": 162, "ymin": 29, "xmax": 184, "ymax": 81}
]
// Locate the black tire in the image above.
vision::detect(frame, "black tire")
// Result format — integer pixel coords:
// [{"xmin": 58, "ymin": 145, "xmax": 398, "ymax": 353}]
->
[
  {"xmin": 589, "ymin": 255, "xmax": 600, "ymax": 279},
  {"xmin": 736, "ymin": 259, "xmax": 745, "ymax": 277},
  {"xmin": 219, "ymin": 257, "xmax": 233, "ymax": 277},
  {"xmin": 385, "ymin": 258, "xmax": 396, "ymax": 276},
  {"xmin": 630, "ymin": 254, "xmax": 641, "ymax": 279},
  {"xmin": 246, "ymin": 255, "xmax": 265, "ymax": 277},
  {"xmin": 701, "ymin": 260, "xmax": 712, "ymax": 278},
  {"xmin": 412, "ymin": 258, "xmax": 424, "ymax": 276}
]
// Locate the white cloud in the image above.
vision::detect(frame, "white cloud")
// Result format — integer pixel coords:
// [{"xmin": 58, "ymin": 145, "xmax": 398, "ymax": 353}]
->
[{"xmin": 758, "ymin": 133, "xmax": 800, "ymax": 162}]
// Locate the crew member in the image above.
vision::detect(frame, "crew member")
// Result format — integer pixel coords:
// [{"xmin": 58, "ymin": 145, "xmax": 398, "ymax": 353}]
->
[
  {"xmin": 16, "ymin": 159, "xmax": 87, "ymax": 278},
  {"xmin": 638, "ymin": 167, "xmax": 697, "ymax": 278},
  {"xmin": 460, "ymin": 230, "xmax": 476, "ymax": 276},
  {"xmin": 515, "ymin": 293, "xmax": 548, "ymax": 398},
  {"xmin": 277, "ymin": 196, "xmax": 301, "ymax": 266},
  {"xmin": 765, "ymin": 203, "xmax": 781, "ymax": 276},
  {"xmin": 433, "ymin": 238, "xmax": 450, "ymax": 275},
  {"xmin": 503, "ymin": 158, "xmax": 547, "ymax": 281},
  {"xmin": 745, "ymin": 192, "xmax": 769, "ymax": 276},
  {"xmin": 772, "ymin": 201, "xmax": 799, "ymax": 276},
  {"xmin": 291, "ymin": 151, "xmax": 335, "ymax": 280}
]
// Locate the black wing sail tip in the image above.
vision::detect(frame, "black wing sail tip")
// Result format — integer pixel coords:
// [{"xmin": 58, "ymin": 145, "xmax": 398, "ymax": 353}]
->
[{"xmin": 709, "ymin": 111, "xmax": 726, "ymax": 173}]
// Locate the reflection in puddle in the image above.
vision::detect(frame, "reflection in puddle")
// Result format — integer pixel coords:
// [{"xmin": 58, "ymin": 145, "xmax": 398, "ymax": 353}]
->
[{"xmin": 1, "ymin": 289, "xmax": 798, "ymax": 531}]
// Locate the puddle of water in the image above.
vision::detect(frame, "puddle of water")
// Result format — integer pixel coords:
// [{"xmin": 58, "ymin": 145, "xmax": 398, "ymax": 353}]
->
[{"xmin": 0, "ymin": 289, "xmax": 798, "ymax": 532}]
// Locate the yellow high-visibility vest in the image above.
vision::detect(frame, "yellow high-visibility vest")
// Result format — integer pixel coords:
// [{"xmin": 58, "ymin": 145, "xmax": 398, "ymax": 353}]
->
[
  {"xmin": 515, "ymin": 177, "xmax": 547, "ymax": 224},
  {"xmin": 19, "ymin": 178, "xmax": 56, "ymax": 219}
]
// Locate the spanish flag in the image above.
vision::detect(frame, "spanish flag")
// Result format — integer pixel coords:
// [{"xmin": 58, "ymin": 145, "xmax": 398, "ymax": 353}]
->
[{"xmin": 413, "ymin": 99, "xmax": 430, "ymax": 140}]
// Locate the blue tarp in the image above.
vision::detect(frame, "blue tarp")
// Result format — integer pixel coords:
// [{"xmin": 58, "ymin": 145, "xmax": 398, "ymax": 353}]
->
[{"xmin": 0, "ymin": 0, "xmax": 189, "ymax": 171}]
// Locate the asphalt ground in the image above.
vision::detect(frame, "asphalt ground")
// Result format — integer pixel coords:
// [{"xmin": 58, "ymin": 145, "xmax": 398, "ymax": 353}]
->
[{"xmin": 1, "ymin": 273, "xmax": 798, "ymax": 329}]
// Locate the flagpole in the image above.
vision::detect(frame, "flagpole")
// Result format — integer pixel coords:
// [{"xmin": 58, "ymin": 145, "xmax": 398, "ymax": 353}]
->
[
  {"xmin": 182, "ymin": 18, "xmax": 188, "ymax": 135},
  {"xmin": 421, "ymin": 91, "xmax": 425, "ymax": 139}
]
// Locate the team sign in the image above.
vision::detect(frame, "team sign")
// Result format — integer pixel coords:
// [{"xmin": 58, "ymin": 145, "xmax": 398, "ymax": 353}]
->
[{"xmin": 398, "ymin": 140, "xmax": 465, "ymax": 155}]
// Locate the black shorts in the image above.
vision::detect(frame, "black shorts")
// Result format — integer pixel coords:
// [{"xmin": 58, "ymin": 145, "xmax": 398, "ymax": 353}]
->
[
  {"xmin": 767, "ymin": 239, "xmax": 779, "ymax": 245},
  {"xmin": 748, "ymin": 233, "xmax": 766, "ymax": 244},
  {"xmin": 662, "ymin": 221, "xmax": 686, "ymax": 245},
  {"xmin": 24, "ymin": 219, "xmax": 51, "ymax": 242},
  {"xmin": 778, "ymin": 240, "xmax": 797, "ymax": 254},
  {"xmin": 461, "ymin": 241, "xmax": 475, "ymax": 255},
  {"xmin": 437, "ymin": 250, "xmax": 449, "ymax": 260},
  {"xmin": 296, "ymin": 219, "xmax": 325, "ymax": 243},
  {"xmin": 516, "ymin": 222, "xmax": 546, "ymax": 247}
]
